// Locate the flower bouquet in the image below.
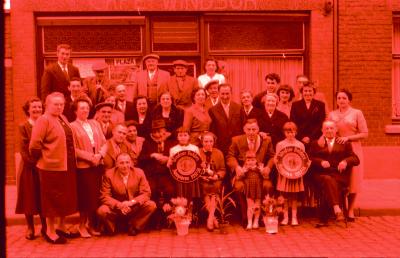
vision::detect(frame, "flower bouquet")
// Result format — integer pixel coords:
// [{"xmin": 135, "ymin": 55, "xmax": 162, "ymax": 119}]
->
[
  {"xmin": 262, "ymin": 195, "xmax": 284, "ymax": 234},
  {"xmin": 167, "ymin": 197, "xmax": 192, "ymax": 236}
]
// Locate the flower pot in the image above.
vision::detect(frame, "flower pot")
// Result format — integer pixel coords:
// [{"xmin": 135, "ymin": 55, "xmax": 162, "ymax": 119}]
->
[
  {"xmin": 264, "ymin": 216, "xmax": 278, "ymax": 234},
  {"xmin": 175, "ymin": 219, "xmax": 191, "ymax": 236}
]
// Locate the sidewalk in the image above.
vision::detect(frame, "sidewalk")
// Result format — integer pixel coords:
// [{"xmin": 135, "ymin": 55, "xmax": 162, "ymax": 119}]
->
[{"xmin": 6, "ymin": 179, "xmax": 400, "ymax": 225}]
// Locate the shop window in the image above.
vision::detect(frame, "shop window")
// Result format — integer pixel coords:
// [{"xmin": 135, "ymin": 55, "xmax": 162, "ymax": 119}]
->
[
  {"xmin": 151, "ymin": 16, "xmax": 199, "ymax": 52},
  {"xmin": 393, "ymin": 17, "xmax": 400, "ymax": 118}
]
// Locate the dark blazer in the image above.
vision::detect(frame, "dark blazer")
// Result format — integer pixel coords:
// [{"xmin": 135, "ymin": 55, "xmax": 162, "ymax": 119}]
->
[
  {"xmin": 309, "ymin": 138, "xmax": 360, "ymax": 176},
  {"xmin": 290, "ymin": 99, "xmax": 326, "ymax": 143},
  {"xmin": 240, "ymin": 106, "xmax": 263, "ymax": 122},
  {"xmin": 167, "ymin": 75, "xmax": 198, "ymax": 109},
  {"xmin": 115, "ymin": 100, "xmax": 135, "ymax": 122},
  {"xmin": 131, "ymin": 111, "xmax": 152, "ymax": 140},
  {"xmin": 209, "ymin": 101, "xmax": 243, "ymax": 155},
  {"xmin": 226, "ymin": 134, "xmax": 275, "ymax": 170},
  {"xmin": 257, "ymin": 109, "xmax": 289, "ymax": 147},
  {"xmin": 41, "ymin": 62, "xmax": 80, "ymax": 100}
]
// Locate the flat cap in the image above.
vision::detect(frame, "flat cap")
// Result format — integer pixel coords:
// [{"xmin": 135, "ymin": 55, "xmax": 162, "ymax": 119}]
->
[
  {"xmin": 151, "ymin": 119, "xmax": 166, "ymax": 130},
  {"xmin": 142, "ymin": 54, "xmax": 160, "ymax": 62},
  {"xmin": 94, "ymin": 102, "xmax": 114, "ymax": 111},
  {"xmin": 172, "ymin": 59, "xmax": 188, "ymax": 67}
]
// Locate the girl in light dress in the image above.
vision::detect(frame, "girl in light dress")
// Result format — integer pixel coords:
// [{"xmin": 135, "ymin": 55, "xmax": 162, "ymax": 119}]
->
[{"xmin": 275, "ymin": 122, "xmax": 306, "ymax": 226}]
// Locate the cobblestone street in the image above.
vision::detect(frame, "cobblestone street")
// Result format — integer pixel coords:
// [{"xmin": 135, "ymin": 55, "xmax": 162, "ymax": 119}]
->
[{"xmin": 6, "ymin": 216, "xmax": 400, "ymax": 257}]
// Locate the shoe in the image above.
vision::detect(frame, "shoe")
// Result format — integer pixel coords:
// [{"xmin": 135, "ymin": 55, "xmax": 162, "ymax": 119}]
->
[
  {"xmin": 25, "ymin": 228, "xmax": 35, "ymax": 240},
  {"xmin": 335, "ymin": 212, "xmax": 345, "ymax": 222},
  {"xmin": 280, "ymin": 217, "xmax": 288, "ymax": 226},
  {"xmin": 252, "ymin": 220, "xmax": 259, "ymax": 229},
  {"xmin": 128, "ymin": 228, "xmax": 139, "ymax": 236},
  {"xmin": 291, "ymin": 217, "xmax": 299, "ymax": 226},
  {"xmin": 246, "ymin": 222, "xmax": 252, "ymax": 230},
  {"xmin": 43, "ymin": 233, "xmax": 67, "ymax": 244},
  {"xmin": 347, "ymin": 216, "xmax": 356, "ymax": 222},
  {"xmin": 87, "ymin": 227, "xmax": 101, "ymax": 236},
  {"xmin": 78, "ymin": 227, "xmax": 92, "ymax": 238},
  {"xmin": 55, "ymin": 229, "xmax": 80, "ymax": 239},
  {"xmin": 315, "ymin": 222, "xmax": 328, "ymax": 228}
]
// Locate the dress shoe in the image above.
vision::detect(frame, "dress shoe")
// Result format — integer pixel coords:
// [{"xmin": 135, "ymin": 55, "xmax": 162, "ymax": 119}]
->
[
  {"xmin": 78, "ymin": 227, "xmax": 92, "ymax": 238},
  {"xmin": 335, "ymin": 212, "xmax": 345, "ymax": 222},
  {"xmin": 128, "ymin": 228, "xmax": 139, "ymax": 236},
  {"xmin": 315, "ymin": 222, "xmax": 328, "ymax": 228},
  {"xmin": 246, "ymin": 222, "xmax": 252, "ymax": 230},
  {"xmin": 25, "ymin": 230, "xmax": 35, "ymax": 240},
  {"xmin": 280, "ymin": 217, "xmax": 288, "ymax": 226},
  {"xmin": 55, "ymin": 229, "xmax": 80, "ymax": 239},
  {"xmin": 87, "ymin": 227, "xmax": 101, "ymax": 236},
  {"xmin": 252, "ymin": 220, "xmax": 259, "ymax": 229},
  {"xmin": 43, "ymin": 233, "xmax": 67, "ymax": 244}
]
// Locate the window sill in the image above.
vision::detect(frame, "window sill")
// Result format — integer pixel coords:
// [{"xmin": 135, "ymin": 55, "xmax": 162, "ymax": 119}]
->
[{"xmin": 385, "ymin": 124, "xmax": 400, "ymax": 134}]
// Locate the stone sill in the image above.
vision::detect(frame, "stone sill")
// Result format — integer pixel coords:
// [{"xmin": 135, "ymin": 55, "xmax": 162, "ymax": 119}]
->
[{"xmin": 385, "ymin": 124, "xmax": 400, "ymax": 134}]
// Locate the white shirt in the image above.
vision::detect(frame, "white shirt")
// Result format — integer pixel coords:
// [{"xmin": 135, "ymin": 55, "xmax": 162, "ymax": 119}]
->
[
  {"xmin": 58, "ymin": 62, "xmax": 68, "ymax": 73},
  {"xmin": 197, "ymin": 73, "xmax": 225, "ymax": 88},
  {"xmin": 148, "ymin": 70, "xmax": 156, "ymax": 80},
  {"xmin": 221, "ymin": 102, "xmax": 230, "ymax": 118},
  {"xmin": 244, "ymin": 106, "xmax": 253, "ymax": 116},
  {"xmin": 78, "ymin": 119, "xmax": 95, "ymax": 146},
  {"xmin": 326, "ymin": 137, "xmax": 335, "ymax": 151},
  {"xmin": 118, "ymin": 100, "xmax": 126, "ymax": 113}
]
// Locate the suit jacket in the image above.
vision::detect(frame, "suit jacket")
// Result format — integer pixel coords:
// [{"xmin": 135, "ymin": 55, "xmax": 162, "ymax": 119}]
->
[
  {"xmin": 167, "ymin": 75, "xmax": 198, "ymax": 109},
  {"xmin": 309, "ymin": 138, "xmax": 360, "ymax": 175},
  {"xmin": 252, "ymin": 90, "xmax": 269, "ymax": 109},
  {"xmin": 70, "ymin": 119, "xmax": 106, "ymax": 168},
  {"xmin": 96, "ymin": 120, "xmax": 114, "ymax": 140},
  {"xmin": 99, "ymin": 167, "xmax": 151, "ymax": 209},
  {"xmin": 115, "ymin": 100, "xmax": 135, "ymax": 122},
  {"xmin": 226, "ymin": 134, "xmax": 275, "ymax": 170},
  {"xmin": 290, "ymin": 99, "xmax": 326, "ymax": 142},
  {"xmin": 134, "ymin": 69, "xmax": 170, "ymax": 102},
  {"xmin": 204, "ymin": 97, "xmax": 219, "ymax": 111},
  {"xmin": 29, "ymin": 113, "xmax": 75, "ymax": 171},
  {"xmin": 100, "ymin": 139, "xmax": 136, "ymax": 169},
  {"xmin": 209, "ymin": 101, "xmax": 243, "ymax": 155},
  {"xmin": 63, "ymin": 95, "xmax": 76, "ymax": 122},
  {"xmin": 257, "ymin": 109, "xmax": 289, "ymax": 147},
  {"xmin": 240, "ymin": 106, "xmax": 263, "ymax": 122},
  {"xmin": 41, "ymin": 62, "xmax": 80, "ymax": 100}
]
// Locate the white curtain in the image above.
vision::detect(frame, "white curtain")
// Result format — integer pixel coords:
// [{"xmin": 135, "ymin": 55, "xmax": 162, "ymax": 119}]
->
[{"xmin": 221, "ymin": 56, "xmax": 303, "ymax": 102}]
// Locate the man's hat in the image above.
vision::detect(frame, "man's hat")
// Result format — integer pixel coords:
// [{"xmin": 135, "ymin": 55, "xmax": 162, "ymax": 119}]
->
[
  {"xmin": 92, "ymin": 61, "xmax": 108, "ymax": 71},
  {"xmin": 142, "ymin": 54, "xmax": 160, "ymax": 62},
  {"xmin": 151, "ymin": 119, "xmax": 166, "ymax": 130},
  {"xmin": 204, "ymin": 79, "xmax": 220, "ymax": 91},
  {"xmin": 172, "ymin": 59, "xmax": 188, "ymax": 67},
  {"xmin": 95, "ymin": 102, "xmax": 114, "ymax": 112}
]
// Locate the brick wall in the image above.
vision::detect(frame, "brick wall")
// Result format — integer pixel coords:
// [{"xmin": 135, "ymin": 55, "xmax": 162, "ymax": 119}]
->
[{"xmin": 338, "ymin": 0, "xmax": 400, "ymax": 146}]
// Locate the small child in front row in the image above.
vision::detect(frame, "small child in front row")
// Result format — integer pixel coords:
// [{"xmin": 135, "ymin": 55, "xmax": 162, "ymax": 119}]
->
[
  {"xmin": 242, "ymin": 151, "xmax": 263, "ymax": 230},
  {"xmin": 275, "ymin": 121, "xmax": 306, "ymax": 226}
]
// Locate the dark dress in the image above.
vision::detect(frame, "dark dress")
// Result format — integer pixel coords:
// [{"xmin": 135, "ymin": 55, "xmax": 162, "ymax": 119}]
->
[
  {"xmin": 199, "ymin": 148, "xmax": 225, "ymax": 196},
  {"xmin": 15, "ymin": 121, "xmax": 41, "ymax": 215},
  {"xmin": 244, "ymin": 167, "xmax": 263, "ymax": 200},
  {"xmin": 38, "ymin": 117, "xmax": 78, "ymax": 217}
]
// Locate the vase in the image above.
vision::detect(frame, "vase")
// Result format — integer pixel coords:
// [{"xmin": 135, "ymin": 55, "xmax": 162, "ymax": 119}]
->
[
  {"xmin": 175, "ymin": 219, "xmax": 191, "ymax": 236},
  {"xmin": 264, "ymin": 216, "xmax": 278, "ymax": 234}
]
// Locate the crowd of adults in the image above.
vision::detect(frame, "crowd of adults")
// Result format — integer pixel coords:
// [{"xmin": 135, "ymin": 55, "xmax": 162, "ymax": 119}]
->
[{"xmin": 16, "ymin": 44, "xmax": 368, "ymax": 244}]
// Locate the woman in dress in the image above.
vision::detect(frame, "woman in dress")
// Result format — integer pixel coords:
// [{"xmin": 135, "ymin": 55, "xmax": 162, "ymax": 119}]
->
[
  {"xmin": 197, "ymin": 58, "xmax": 225, "ymax": 88},
  {"xmin": 183, "ymin": 87, "xmax": 212, "ymax": 146},
  {"xmin": 132, "ymin": 95, "xmax": 152, "ymax": 140},
  {"xmin": 198, "ymin": 132, "xmax": 226, "ymax": 232},
  {"xmin": 152, "ymin": 91, "xmax": 184, "ymax": 138},
  {"xmin": 328, "ymin": 88, "xmax": 368, "ymax": 221},
  {"xmin": 29, "ymin": 92, "xmax": 78, "ymax": 244},
  {"xmin": 276, "ymin": 84, "xmax": 295, "ymax": 118},
  {"xmin": 70, "ymin": 96, "xmax": 106, "ymax": 238},
  {"xmin": 275, "ymin": 122, "xmax": 306, "ymax": 226},
  {"xmin": 15, "ymin": 97, "xmax": 46, "ymax": 240}
]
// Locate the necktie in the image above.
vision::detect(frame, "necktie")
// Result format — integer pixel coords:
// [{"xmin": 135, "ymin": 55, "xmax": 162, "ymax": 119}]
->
[{"xmin": 62, "ymin": 66, "xmax": 69, "ymax": 80}]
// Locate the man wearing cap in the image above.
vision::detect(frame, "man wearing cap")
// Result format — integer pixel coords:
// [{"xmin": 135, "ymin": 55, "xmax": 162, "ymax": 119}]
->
[
  {"xmin": 134, "ymin": 54, "xmax": 170, "ymax": 108},
  {"xmin": 83, "ymin": 61, "xmax": 112, "ymax": 108},
  {"xmin": 41, "ymin": 44, "xmax": 81, "ymax": 100},
  {"xmin": 252, "ymin": 73, "xmax": 280, "ymax": 109},
  {"xmin": 95, "ymin": 102, "xmax": 116, "ymax": 140},
  {"xmin": 204, "ymin": 80, "xmax": 220, "ymax": 110},
  {"xmin": 138, "ymin": 119, "xmax": 176, "ymax": 229},
  {"xmin": 166, "ymin": 60, "xmax": 198, "ymax": 109}
]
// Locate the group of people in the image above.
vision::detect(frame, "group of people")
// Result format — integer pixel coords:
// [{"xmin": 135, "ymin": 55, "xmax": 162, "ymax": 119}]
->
[{"xmin": 15, "ymin": 43, "xmax": 368, "ymax": 244}]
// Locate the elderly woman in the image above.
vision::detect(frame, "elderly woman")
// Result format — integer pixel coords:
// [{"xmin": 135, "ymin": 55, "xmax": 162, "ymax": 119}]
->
[
  {"xmin": 15, "ymin": 97, "xmax": 47, "ymax": 240},
  {"xmin": 276, "ymin": 84, "xmax": 295, "ymax": 118},
  {"xmin": 132, "ymin": 95, "xmax": 152, "ymax": 140},
  {"xmin": 290, "ymin": 82, "xmax": 326, "ymax": 149},
  {"xmin": 152, "ymin": 91, "xmax": 184, "ymax": 138},
  {"xmin": 257, "ymin": 93, "xmax": 289, "ymax": 148},
  {"xmin": 70, "ymin": 96, "xmax": 106, "ymax": 238},
  {"xmin": 183, "ymin": 87, "xmax": 212, "ymax": 146},
  {"xmin": 199, "ymin": 132, "xmax": 225, "ymax": 232},
  {"xmin": 197, "ymin": 58, "xmax": 225, "ymax": 88},
  {"xmin": 328, "ymin": 88, "xmax": 368, "ymax": 221},
  {"xmin": 29, "ymin": 92, "xmax": 78, "ymax": 244}
]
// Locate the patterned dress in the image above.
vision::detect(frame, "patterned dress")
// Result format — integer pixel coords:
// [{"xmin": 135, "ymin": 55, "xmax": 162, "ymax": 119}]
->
[{"xmin": 244, "ymin": 167, "xmax": 263, "ymax": 200}]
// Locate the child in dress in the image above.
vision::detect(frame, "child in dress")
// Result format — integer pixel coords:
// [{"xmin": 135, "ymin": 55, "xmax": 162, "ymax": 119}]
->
[
  {"xmin": 275, "ymin": 122, "xmax": 306, "ymax": 226},
  {"xmin": 242, "ymin": 151, "xmax": 263, "ymax": 230}
]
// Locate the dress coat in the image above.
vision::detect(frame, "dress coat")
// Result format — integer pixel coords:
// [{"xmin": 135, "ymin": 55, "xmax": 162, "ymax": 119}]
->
[
  {"xmin": 41, "ymin": 62, "xmax": 80, "ymax": 100},
  {"xmin": 83, "ymin": 76, "xmax": 113, "ymax": 107},
  {"xmin": 257, "ymin": 109, "xmax": 289, "ymax": 148},
  {"xmin": 208, "ymin": 101, "xmax": 243, "ymax": 155},
  {"xmin": 134, "ymin": 69, "xmax": 170, "ymax": 102},
  {"xmin": 240, "ymin": 106, "xmax": 263, "ymax": 122},
  {"xmin": 290, "ymin": 99, "xmax": 326, "ymax": 144},
  {"xmin": 15, "ymin": 121, "xmax": 41, "ymax": 215},
  {"xmin": 167, "ymin": 75, "xmax": 198, "ymax": 109},
  {"xmin": 100, "ymin": 139, "xmax": 136, "ymax": 170}
]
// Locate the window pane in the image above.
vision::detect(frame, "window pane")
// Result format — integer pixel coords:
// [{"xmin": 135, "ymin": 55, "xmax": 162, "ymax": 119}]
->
[
  {"xmin": 393, "ymin": 59, "xmax": 400, "ymax": 117},
  {"xmin": 209, "ymin": 21, "xmax": 304, "ymax": 51},
  {"xmin": 394, "ymin": 20, "xmax": 400, "ymax": 54},
  {"xmin": 43, "ymin": 25, "xmax": 142, "ymax": 53}
]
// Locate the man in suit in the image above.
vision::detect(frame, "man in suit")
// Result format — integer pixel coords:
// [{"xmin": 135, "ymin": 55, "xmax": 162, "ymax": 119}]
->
[
  {"xmin": 63, "ymin": 77, "xmax": 86, "ymax": 122},
  {"xmin": 114, "ymin": 84, "xmax": 135, "ymax": 121},
  {"xmin": 240, "ymin": 89, "xmax": 263, "ymax": 121},
  {"xmin": 167, "ymin": 60, "xmax": 198, "ymax": 109},
  {"xmin": 309, "ymin": 120, "xmax": 360, "ymax": 227},
  {"xmin": 100, "ymin": 124, "xmax": 135, "ymax": 169},
  {"xmin": 134, "ymin": 54, "xmax": 170, "ymax": 108},
  {"xmin": 208, "ymin": 83, "xmax": 243, "ymax": 156},
  {"xmin": 41, "ymin": 44, "xmax": 81, "ymax": 100},
  {"xmin": 97, "ymin": 153, "xmax": 156, "ymax": 236},
  {"xmin": 83, "ymin": 61, "xmax": 113, "ymax": 112},
  {"xmin": 94, "ymin": 102, "xmax": 114, "ymax": 140},
  {"xmin": 226, "ymin": 119, "xmax": 276, "ymax": 228},
  {"xmin": 252, "ymin": 73, "xmax": 280, "ymax": 109}
]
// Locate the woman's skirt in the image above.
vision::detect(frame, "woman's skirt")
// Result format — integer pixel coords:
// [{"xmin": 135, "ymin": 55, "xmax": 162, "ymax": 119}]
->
[
  {"xmin": 77, "ymin": 166, "xmax": 103, "ymax": 213},
  {"xmin": 38, "ymin": 169, "xmax": 78, "ymax": 217},
  {"xmin": 15, "ymin": 165, "xmax": 41, "ymax": 215}
]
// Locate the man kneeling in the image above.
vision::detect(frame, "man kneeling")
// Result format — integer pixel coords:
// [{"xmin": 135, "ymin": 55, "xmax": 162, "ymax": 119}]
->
[{"xmin": 97, "ymin": 153, "xmax": 156, "ymax": 236}]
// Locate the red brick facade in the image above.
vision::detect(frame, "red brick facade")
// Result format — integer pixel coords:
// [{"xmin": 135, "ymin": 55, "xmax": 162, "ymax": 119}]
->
[{"xmin": 5, "ymin": 0, "xmax": 400, "ymax": 183}]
